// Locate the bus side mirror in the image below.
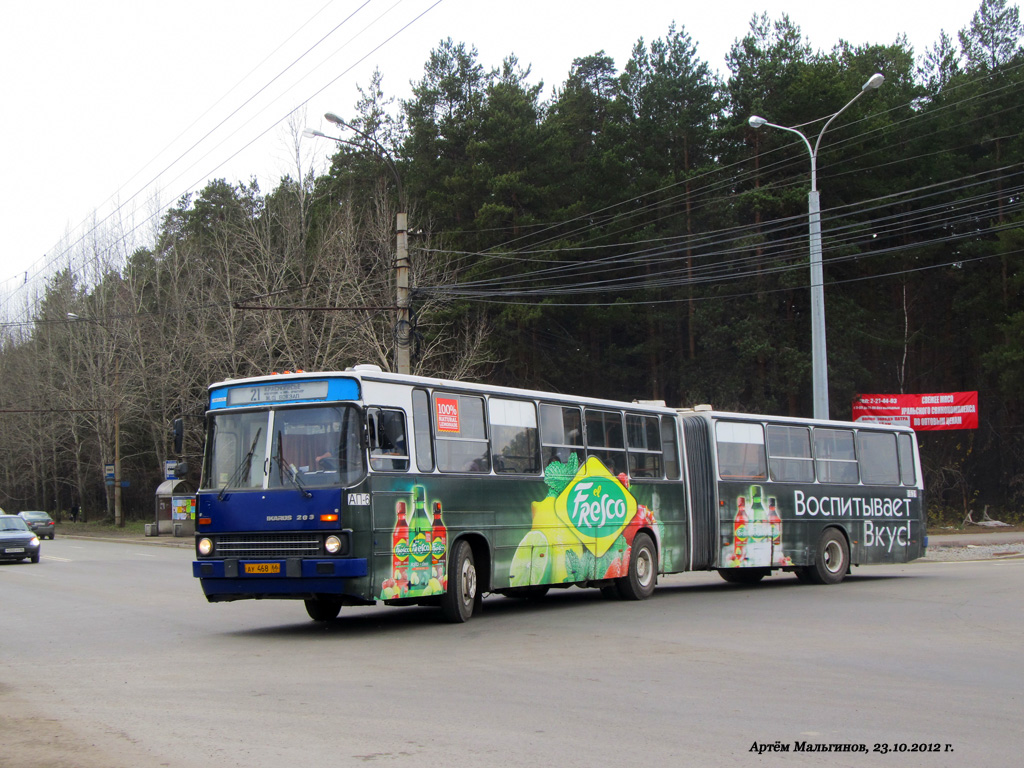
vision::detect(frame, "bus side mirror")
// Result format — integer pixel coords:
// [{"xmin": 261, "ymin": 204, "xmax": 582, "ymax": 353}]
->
[{"xmin": 173, "ymin": 418, "xmax": 184, "ymax": 455}]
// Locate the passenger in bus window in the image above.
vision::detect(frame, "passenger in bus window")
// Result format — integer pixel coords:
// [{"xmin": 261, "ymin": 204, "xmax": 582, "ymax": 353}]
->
[
  {"xmin": 315, "ymin": 450, "xmax": 337, "ymax": 470},
  {"xmin": 370, "ymin": 411, "xmax": 409, "ymax": 471}
]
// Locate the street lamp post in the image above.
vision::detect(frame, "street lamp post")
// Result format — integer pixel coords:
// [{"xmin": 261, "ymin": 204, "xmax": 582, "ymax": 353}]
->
[
  {"xmin": 67, "ymin": 313, "xmax": 123, "ymax": 527},
  {"xmin": 305, "ymin": 114, "xmax": 411, "ymax": 375},
  {"xmin": 749, "ymin": 73, "xmax": 884, "ymax": 421}
]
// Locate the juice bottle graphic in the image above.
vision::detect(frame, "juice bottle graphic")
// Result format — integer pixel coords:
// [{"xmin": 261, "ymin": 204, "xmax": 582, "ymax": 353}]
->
[
  {"xmin": 748, "ymin": 484, "xmax": 769, "ymax": 566},
  {"xmin": 768, "ymin": 496, "xmax": 782, "ymax": 565},
  {"xmin": 732, "ymin": 496, "xmax": 748, "ymax": 565},
  {"xmin": 392, "ymin": 501, "xmax": 409, "ymax": 591},
  {"xmin": 408, "ymin": 485, "xmax": 432, "ymax": 591},
  {"xmin": 431, "ymin": 501, "xmax": 448, "ymax": 588}
]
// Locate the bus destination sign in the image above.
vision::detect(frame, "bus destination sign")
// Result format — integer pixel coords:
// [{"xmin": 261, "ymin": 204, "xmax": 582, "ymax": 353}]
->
[{"xmin": 227, "ymin": 380, "xmax": 330, "ymax": 406}]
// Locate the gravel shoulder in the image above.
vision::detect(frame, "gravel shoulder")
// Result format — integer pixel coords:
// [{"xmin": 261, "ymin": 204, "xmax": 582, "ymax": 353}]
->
[{"xmin": 923, "ymin": 525, "xmax": 1024, "ymax": 561}]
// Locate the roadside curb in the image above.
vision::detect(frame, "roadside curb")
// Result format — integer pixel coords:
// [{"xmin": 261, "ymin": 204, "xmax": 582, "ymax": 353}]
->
[{"xmin": 57, "ymin": 534, "xmax": 193, "ymax": 548}]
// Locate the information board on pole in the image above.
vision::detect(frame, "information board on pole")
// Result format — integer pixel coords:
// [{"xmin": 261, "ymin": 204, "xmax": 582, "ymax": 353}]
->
[{"xmin": 852, "ymin": 392, "xmax": 978, "ymax": 430}]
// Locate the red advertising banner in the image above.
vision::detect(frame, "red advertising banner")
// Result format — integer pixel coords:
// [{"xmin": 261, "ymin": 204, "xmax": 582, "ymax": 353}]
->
[{"xmin": 852, "ymin": 392, "xmax": 979, "ymax": 431}]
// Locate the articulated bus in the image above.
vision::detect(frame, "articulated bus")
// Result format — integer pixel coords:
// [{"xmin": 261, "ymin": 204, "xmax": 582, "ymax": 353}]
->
[{"xmin": 191, "ymin": 366, "xmax": 926, "ymax": 622}]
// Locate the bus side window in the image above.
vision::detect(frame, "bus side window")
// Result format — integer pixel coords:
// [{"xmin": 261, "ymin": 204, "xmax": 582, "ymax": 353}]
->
[
  {"xmin": 367, "ymin": 408, "xmax": 410, "ymax": 472},
  {"xmin": 898, "ymin": 433, "xmax": 917, "ymax": 486},
  {"xmin": 489, "ymin": 398, "xmax": 540, "ymax": 474},
  {"xmin": 857, "ymin": 431, "xmax": 899, "ymax": 485},
  {"xmin": 626, "ymin": 413, "xmax": 663, "ymax": 478},
  {"xmin": 814, "ymin": 428, "xmax": 859, "ymax": 484},
  {"xmin": 585, "ymin": 409, "xmax": 626, "ymax": 476},
  {"xmin": 540, "ymin": 404, "xmax": 584, "ymax": 467},
  {"xmin": 715, "ymin": 421, "xmax": 767, "ymax": 480},
  {"xmin": 433, "ymin": 393, "xmax": 490, "ymax": 473},
  {"xmin": 412, "ymin": 389, "xmax": 434, "ymax": 472},
  {"xmin": 767, "ymin": 425, "xmax": 814, "ymax": 483},
  {"xmin": 661, "ymin": 416, "xmax": 681, "ymax": 480}
]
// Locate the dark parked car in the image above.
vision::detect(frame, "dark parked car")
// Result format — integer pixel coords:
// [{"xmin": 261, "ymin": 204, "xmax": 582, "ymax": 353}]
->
[
  {"xmin": 0, "ymin": 515, "xmax": 41, "ymax": 563},
  {"xmin": 19, "ymin": 510, "xmax": 55, "ymax": 539}
]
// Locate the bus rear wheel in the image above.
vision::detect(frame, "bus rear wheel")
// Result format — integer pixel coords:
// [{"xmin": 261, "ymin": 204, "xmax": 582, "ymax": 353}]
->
[
  {"xmin": 616, "ymin": 532, "xmax": 657, "ymax": 600},
  {"xmin": 441, "ymin": 539, "xmax": 481, "ymax": 622},
  {"xmin": 717, "ymin": 567, "xmax": 768, "ymax": 585},
  {"xmin": 807, "ymin": 528, "xmax": 849, "ymax": 585},
  {"xmin": 304, "ymin": 596, "xmax": 342, "ymax": 621}
]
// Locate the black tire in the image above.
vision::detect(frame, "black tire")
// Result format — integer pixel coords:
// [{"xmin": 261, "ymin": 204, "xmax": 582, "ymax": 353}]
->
[
  {"xmin": 807, "ymin": 528, "xmax": 849, "ymax": 585},
  {"xmin": 717, "ymin": 567, "xmax": 768, "ymax": 585},
  {"xmin": 441, "ymin": 539, "xmax": 481, "ymax": 622},
  {"xmin": 304, "ymin": 596, "xmax": 342, "ymax": 621},
  {"xmin": 793, "ymin": 567, "xmax": 813, "ymax": 583},
  {"xmin": 615, "ymin": 532, "xmax": 657, "ymax": 600}
]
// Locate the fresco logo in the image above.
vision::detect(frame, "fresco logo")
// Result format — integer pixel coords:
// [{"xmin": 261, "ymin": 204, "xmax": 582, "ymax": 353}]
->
[{"xmin": 555, "ymin": 457, "xmax": 636, "ymax": 557}]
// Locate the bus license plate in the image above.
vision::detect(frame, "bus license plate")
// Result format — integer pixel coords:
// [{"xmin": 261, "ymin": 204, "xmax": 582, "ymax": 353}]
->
[{"xmin": 244, "ymin": 563, "xmax": 280, "ymax": 575}]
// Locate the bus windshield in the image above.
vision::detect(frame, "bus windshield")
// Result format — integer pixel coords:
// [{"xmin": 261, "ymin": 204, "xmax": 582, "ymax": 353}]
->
[{"xmin": 202, "ymin": 405, "xmax": 364, "ymax": 491}]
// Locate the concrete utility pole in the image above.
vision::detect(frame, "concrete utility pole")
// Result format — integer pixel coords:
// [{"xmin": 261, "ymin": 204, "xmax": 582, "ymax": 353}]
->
[
  {"xmin": 395, "ymin": 212, "xmax": 411, "ymax": 375},
  {"xmin": 308, "ymin": 113, "xmax": 411, "ymax": 375}
]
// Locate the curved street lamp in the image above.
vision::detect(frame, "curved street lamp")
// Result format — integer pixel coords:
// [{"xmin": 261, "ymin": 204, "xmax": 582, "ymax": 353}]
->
[{"xmin": 749, "ymin": 72, "xmax": 884, "ymax": 421}]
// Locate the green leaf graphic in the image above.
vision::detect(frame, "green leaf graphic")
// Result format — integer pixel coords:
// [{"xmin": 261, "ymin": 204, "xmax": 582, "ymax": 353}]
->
[{"xmin": 544, "ymin": 453, "xmax": 579, "ymax": 498}]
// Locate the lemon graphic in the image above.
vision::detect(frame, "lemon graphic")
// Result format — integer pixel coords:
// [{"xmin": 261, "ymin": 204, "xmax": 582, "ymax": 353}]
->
[
  {"xmin": 509, "ymin": 529, "xmax": 552, "ymax": 586},
  {"xmin": 530, "ymin": 498, "xmax": 584, "ymax": 583}
]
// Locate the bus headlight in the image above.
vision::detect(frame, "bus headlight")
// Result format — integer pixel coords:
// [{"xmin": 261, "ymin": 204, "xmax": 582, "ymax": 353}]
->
[
  {"xmin": 198, "ymin": 537, "xmax": 214, "ymax": 556},
  {"xmin": 325, "ymin": 535, "xmax": 342, "ymax": 554}
]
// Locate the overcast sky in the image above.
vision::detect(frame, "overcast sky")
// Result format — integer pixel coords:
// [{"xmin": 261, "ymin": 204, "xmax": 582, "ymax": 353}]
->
[{"xmin": 0, "ymin": 0, "xmax": 982, "ymax": 308}]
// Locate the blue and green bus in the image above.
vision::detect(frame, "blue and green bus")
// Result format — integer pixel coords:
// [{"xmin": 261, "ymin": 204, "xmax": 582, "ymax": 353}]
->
[{"xmin": 191, "ymin": 365, "xmax": 926, "ymax": 622}]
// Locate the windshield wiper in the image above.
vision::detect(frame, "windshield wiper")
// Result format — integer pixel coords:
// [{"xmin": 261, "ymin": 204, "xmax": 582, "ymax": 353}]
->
[
  {"xmin": 218, "ymin": 428, "xmax": 262, "ymax": 501},
  {"xmin": 274, "ymin": 431, "xmax": 312, "ymax": 499}
]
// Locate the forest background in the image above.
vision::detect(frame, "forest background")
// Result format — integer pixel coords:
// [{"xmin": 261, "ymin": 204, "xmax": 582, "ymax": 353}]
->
[{"xmin": 1, "ymin": 0, "xmax": 1022, "ymax": 526}]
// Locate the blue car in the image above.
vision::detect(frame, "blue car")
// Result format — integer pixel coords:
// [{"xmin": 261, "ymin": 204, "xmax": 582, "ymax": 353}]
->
[{"xmin": 0, "ymin": 515, "xmax": 41, "ymax": 563}]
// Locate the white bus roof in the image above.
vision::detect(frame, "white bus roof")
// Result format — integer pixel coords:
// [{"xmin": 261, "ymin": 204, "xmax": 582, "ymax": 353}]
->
[{"xmin": 209, "ymin": 366, "xmax": 679, "ymax": 414}]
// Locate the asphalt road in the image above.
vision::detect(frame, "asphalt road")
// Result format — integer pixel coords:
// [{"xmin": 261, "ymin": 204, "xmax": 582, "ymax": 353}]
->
[{"xmin": 1, "ymin": 538, "xmax": 1022, "ymax": 767}]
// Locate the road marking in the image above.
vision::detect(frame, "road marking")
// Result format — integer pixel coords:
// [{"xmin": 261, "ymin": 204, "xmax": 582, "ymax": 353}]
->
[{"xmin": 43, "ymin": 556, "xmax": 72, "ymax": 562}]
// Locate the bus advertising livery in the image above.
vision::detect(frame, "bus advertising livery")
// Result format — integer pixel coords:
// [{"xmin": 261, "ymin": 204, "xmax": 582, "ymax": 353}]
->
[{"xmin": 190, "ymin": 366, "xmax": 926, "ymax": 622}]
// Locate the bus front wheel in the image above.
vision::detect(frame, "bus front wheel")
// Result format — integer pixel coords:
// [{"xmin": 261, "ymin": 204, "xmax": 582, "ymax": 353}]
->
[
  {"xmin": 441, "ymin": 539, "xmax": 481, "ymax": 622},
  {"xmin": 304, "ymin": 596, "xmax": 342, "ymax": 621},
  {"xmin": 808, "ymin": 529, "xmax": 849, "ymax": 585},
  {"xmin": 616, "ymin": 532, "xmax": 657, "ymax": 600}
]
